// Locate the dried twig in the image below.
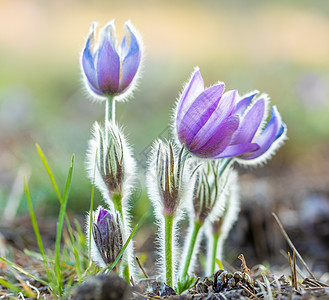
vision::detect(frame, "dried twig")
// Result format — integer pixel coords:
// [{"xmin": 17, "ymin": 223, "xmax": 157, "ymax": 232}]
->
[
  {"xmin": 288, "ymin": 251, "xmax": 297, "ymax": 290},
  {"xmin": 136, "ymin": 256, "xmax": 149, "ymax": 278},
  {"xmin": 130, "ymin": 276, "xmax": 135, "ymax": 286},
  {"xmin": 241, "ymin": 285, "xmax": 260, "ymax": 299},
  {"xmin": 238, "ymin": 254, "xmax": 251, "ymax": 275},
  {"xmin": 272, "ymin": 213, "xmax": 316, "ymax": 280}
]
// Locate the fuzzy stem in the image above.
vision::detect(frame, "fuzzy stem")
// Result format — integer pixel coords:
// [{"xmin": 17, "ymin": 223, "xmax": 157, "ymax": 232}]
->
[
  {"xmin": 112, "ymin": 192, "xmax": 124, "ymax": 223},
  {"xmin": 164, "ymin": 214, "xmax": 174, "ymax": 287},
  {"xmin": 211, "ymin": 233, "xmax": 220, "ymax": 275},
  {"xmin": 105, "ymin": 95, "xmax": 115, "ymax": 125},
  {"xmin": 181, "ymin": 220, "xmax": 202, "ymax": 279},
  {"xmin": 112, "ymin": 192, "xmax": 130, "ymax": 282}
]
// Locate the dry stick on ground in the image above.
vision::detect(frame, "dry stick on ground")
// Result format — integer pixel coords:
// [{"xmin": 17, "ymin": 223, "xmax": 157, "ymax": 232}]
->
[
  {"xmin": 280, "ymin": 250, "xmax": 306, "ymax": 278},
  {"xmin": 130, "ymin": 276, "xmax": 135, "ymax": 286},
  {"xmin": 238, "ymin": 254, "xmax": 251, "ymax": 275},
  {"xmin": 272, "ymin": 212, "xmax": 316, "ymax": 280},
  {"xmin": 135, "ymin": 256, "xmax": 149, "ymax": 278},
  {"xmin": 288, "ymin": 251, "xmax": 297, "ymax": 290}
]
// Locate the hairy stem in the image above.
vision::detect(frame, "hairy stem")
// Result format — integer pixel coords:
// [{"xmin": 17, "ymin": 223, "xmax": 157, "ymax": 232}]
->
[
  {"xmin": 164, "ymin": 214, "xmax": 174, "ymax": 287},
  {"xmin": 181, "ymin": 221, "xmax": 202, "ymax": 279},
  {"xmin": 112, "ymin": 192, "xmax": 130, "ymax": 282},
  {"xmin": 105, "ymin": 95, "xmax": 115, "ymax": 125},
  {"xmin": 112, "ymin": 192, "xmax": 124, "ymax": 223},
  {"xmin": 211, "ymin": 233, "xmax": 220, "ymax": 275}
]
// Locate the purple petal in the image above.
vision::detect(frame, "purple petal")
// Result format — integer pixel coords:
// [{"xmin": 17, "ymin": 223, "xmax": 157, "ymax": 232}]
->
[
  {"xmin": 119, "ymin": 22, "xmax": 142, "ymax": 92},
  {"xmin": 176, "ymin": 69, "xmax": 206, "ymax": 127},
  {"xmin": 190, "ymin": 115, "xmax": 239, "ymax": 158},
  {"xmin": 96, "ymin": 23, "xmax": 121, "ymax": 94},
  {"xmin": 242, "ymin": 106, "xmax": 283, "ymax": 159},
  {"xmin": 82, "ymin": 24, "xmax": 99, "ymax": 91},
  {"xmin": 233, "ymin": 91, "xmax": 258, "ymax": 116},
  {"xmin": 189, "ymin": 90, "xmax": 238, "ymax": 149},
  {"xmin": 215, "ymin": 143, "xmax": 260, "ymax": 158},
  {"xmin": 97, "ymin": 208, "xmax": 110, "ymax": 224},
  {"xmin": 230, "ymin": 98, "xmax": 265, "ymax": 145},
  {"xmin": 87, "ymin": 81, "xmax": 103, "ymax": 95},
  {"xmin": 178, "ymin": 83, "xmax": 226, "ymax": 147}
]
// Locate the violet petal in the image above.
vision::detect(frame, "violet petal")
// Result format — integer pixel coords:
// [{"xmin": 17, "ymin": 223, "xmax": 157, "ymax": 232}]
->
[
  {"xmin": 189, "ymin": 90, "xmax": 238, "ymax": 149},
  {"xmin": 96, "ymin": 23, "xmax": 121, "ymax": 94},
  {"xmin": 215, "ymin": 143, "xmax": 260, "ymax": 158},
  {"xmin": 178, "ymin": 83, "xmax": 225, "ymax": 147},
  {"xmin": 119, "ymin": 22, "xmax": 141, "ymax": 92},
  {"xmin": 230, "ymin": 98, "xmax": 265, "ymax": 145},
  {"xmin": 233, "ymin": 91, "xmax": 258, "ymax": 116},
  {"xmin": 82, "ymin": 24, "xmax": 99, "ymax": 90},
  {"xmin": 190, "ymin": 115, "xmax": 239, "ymax": 158},
  {"xmin": 242, "ymin": 106, "xmax": 282, "ymax": 159},
  {"xmin": 176, "ymin": 69, "xmax": 205, "ymax": 127}
]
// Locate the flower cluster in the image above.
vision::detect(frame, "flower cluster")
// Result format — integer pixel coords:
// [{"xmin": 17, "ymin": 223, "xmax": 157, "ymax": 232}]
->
[{"xmin": 80, "ymin": 19, "xmax": 287, "ymax": 292}]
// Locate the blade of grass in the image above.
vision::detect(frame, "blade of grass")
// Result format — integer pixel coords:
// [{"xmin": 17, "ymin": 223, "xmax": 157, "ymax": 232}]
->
[
  {"xmin": 54, "ymin": 154, "xmax": 74, "ymax": 296},
  {"xmin": 0, "ymin": 256, "xmax": 49, "ymax": 286},
  {"xmin": 0, "ymin": 278, "xmax": 32, "ymax": 297},
  {"xmin": 36, "ymin": 144, "xmax": 82, "ymax": 280},
  {"xmin": 103, "ymin": 224, "xmax": 138, "ymax": 274},
  {"xmin": 24, "ymin": 178, "xmax": 52, "ymax": 283}
]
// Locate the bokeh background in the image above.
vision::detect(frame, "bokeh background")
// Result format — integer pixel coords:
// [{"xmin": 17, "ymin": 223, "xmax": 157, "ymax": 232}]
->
[{"xmin": 1, "ymin": 0, "xmax": 328, "ymax": 274}]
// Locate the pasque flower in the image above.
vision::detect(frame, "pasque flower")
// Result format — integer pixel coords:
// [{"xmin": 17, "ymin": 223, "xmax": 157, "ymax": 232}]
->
[
  {"xmin": 89, "ymin": 207, "xmax": 123, "ymax": 267},
  {"xmin": 146, "ymin": 140, "xmax": 193, "ymax": 287},
  {"xmin": 87, "ymin": 121, "xmax": 136, "ymax": 215},
  {"xmin": 81, "ymin": 20, "xmax": 142, "ymax": 98},
  {"xmin": 175, "ymin": 68, "xmax": 287, "ymax": 162}
]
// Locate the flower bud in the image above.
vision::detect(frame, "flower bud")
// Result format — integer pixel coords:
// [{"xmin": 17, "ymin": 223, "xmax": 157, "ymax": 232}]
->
[
  {"xmin": 89, "ymin": 207, "xmax": 123, "ymax": 267},
  {"xmin": 147, "ymin": 140, "xmax": 191, "ymax": 216},
  {"xmin": 81, "ymin": 20, "xmax": 143, "ymax": 99},
  {"xmin": 87, "ymin": 122, "xmax": 136, "ymax": 209}
]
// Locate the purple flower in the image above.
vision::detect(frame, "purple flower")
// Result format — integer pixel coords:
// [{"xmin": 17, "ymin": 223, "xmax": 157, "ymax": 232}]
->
[
  {"xmin": 91, "ymin": 207, "xmax": 123, "ymax": 266},
  {"xmin": 175, "ymin": 68, "xmax": 287, "ymax": 162},
  {"xmin": 81, "ymin": 20, "xmax": 142, "ymax": 98}
]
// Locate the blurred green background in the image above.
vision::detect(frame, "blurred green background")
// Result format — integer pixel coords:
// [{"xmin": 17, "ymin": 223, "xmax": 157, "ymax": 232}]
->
[{"xmin": 0, "ymin": 0, "xmax": 328, "ymax": 218}]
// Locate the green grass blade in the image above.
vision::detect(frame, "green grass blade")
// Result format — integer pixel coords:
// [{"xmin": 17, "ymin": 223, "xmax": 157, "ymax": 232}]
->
[
  {"xmin": 216, "ymin": 258, "xmax": 224, "ymax": 270},
  {"xmin": 0, "ymin": 256, "xmax": 49, "ymax": 286},
  {"xmin": 0, "ymin": 278, "xmax": 31, "ymax": 296},
  {"xmin": 54, "ymin": 154, "xmax": 74, "ymax": 296},
  {"xmin": 103, "ymin": 224, "xmax": 138, "ymax": 274},
  {"xmin": 36, "ymin": 144, "xmax": 63, "ymax": 204},
  {"xmin": 24, "ymin": 178, "xmax": 52, "ymax": 283},
  {"xmin": 36, "ymin": 145, "xmax": 82, "ymax": 279}
]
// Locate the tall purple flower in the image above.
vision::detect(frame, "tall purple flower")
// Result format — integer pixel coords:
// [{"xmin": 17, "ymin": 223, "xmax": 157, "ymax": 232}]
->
[
  {"xmin": 175, "ymin": 68, "xmax": 286, "ymax": 163},
  {"xmin": 81, "ymin": 20, "xmax": 142, "ymax": 99}
]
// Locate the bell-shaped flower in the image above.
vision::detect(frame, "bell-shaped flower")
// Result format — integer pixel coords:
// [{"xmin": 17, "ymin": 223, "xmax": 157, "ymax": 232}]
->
[
  {"xmin": 174, "ymin": 68, "xmax": 287, "ymax": 163},
  {"xmin": 88, "ymin": 207, "xmax": 123, "ymax": 267},
  {"xmin": 81, "ymin": 20, "xmax": 143, "ymax": 99}
]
